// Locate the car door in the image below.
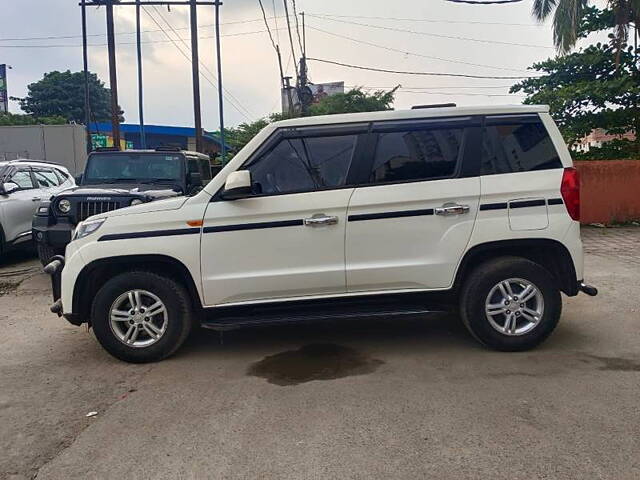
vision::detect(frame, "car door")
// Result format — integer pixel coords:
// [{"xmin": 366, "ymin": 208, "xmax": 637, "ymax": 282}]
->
[
  {"xmin": 345, "ymin": 117, "xmax": 481, "ymax": 292},
  {"xmin": 200, "ymin": 127, "xmax": 365, "ymax": 306},
  {"xmin": 1, "ymin": 167, "xmax": 40, "ymax": 243}
]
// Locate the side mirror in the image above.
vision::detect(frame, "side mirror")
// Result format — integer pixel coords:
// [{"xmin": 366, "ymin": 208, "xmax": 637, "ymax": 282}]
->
[
  {"xmin": 75, "ymin": 173, "xmax": 83, "ymax": 185},
  {"xmin": 0, "ymin": 182, "xmax": 19, "ymax": 195},
  {"xmin": 220, "ymin": 170, "xmax": 252, "ymax": 200},
  {"xmin": 188, "ymin": 171, "xmax": 203, "ymax": 187}
]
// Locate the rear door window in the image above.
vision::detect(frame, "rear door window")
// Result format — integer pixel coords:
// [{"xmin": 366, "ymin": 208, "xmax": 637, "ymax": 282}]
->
[
  {"xmin": 33, "ymin": 168, "xmax": 61, "ymax": 188},
  {"xmin": 481, "ymin": 117, "xmax": 562, "ymax": 175},
  {"xmin": 366, "ymin": 126, "xmax": 464, "ymax": 184}
]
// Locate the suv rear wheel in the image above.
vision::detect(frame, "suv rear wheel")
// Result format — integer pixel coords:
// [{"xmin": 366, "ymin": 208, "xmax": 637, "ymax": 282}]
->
[
  {"xmin": 91, "ymin": 271, "xmax": 193, "ymax": 363},
  {"xmin": 460, "ymin": 257, "xmax": 561, "ymax": 351}
]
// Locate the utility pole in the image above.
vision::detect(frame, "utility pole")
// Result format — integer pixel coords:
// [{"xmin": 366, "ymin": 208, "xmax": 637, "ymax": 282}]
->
[
  {"xmin": 214, "ymin": 1, "xmax": 226, "ymax": 162},
  {"xmin": 84, "ymin": 0, "xmax": 221, "ymax": 154},
  {"xmin": 135, "ymin": 0, "xmax": 146, "ymax": 148},
  {"xmin": 80, "ymin": 0, "xmax": 93, "ymax": 153},
  {"xmin": 105, "ymin": 0, "xmax": 122, "ymax": 149},
  {"xmin": 189, "ymin": 0, "xmax": 203, "ymax": 152}
]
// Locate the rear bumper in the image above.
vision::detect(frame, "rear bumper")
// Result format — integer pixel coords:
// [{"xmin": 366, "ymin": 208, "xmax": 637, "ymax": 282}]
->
[{"xmin": 578, "ymin": 281, "xmax": 598, "ymax": 297}]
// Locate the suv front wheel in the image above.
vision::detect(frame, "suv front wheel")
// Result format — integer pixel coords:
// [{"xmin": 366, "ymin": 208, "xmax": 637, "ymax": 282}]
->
[
  {"xmin": 460, "ymin": 257, "xmax": 561, "ymax": 351},
  {"xmin": 91, "ymin": 271, "xmax": 193, "ymax": 363}
]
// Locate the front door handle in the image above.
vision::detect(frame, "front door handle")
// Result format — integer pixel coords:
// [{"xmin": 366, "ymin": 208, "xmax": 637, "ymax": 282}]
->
[
  {"xmin": 304, "ymin": 213, "xmax": 339, "ymax": 227},
  {"xmin": 32, "ymin": 197, "xmax": 42, "ymax": 202},
  {"xmin": 435, "ymin": 203, "xmax": 470, "ymax": 216}
]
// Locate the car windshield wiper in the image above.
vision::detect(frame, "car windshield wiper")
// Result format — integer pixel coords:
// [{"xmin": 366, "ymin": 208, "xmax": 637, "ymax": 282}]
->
[{"xmin": 85, "ymin": 178, "xmax": 138, "ymax": 184}]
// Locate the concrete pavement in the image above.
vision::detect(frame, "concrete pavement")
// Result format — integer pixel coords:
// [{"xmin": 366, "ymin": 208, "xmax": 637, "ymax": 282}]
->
[{"xmin": 1, "ymin": 228, "xmax": 639, "ymax": 479}]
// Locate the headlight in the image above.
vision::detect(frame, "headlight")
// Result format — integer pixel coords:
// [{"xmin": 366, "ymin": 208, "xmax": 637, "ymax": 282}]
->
[
  {"xmin": 73, "ymin": 218, "xmax": 106, "ymax": 240},
  {"xmin": 130, "ymin": 198, "xmax": 144, "ymax": 206},
  {"xmin": 58, "ymin": 199, "xmax": 71, "ymax": 213}
]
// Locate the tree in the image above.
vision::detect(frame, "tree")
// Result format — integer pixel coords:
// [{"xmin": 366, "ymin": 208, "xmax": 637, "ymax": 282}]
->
[
  {"xmin": 511, "ymin": 8, "xmax": 639, "ymax": 158},
  {"xmin": 12, "ymin": 70, "xmax": 123, "ymax": 124},
  {"xmin": 0, "ymin": 112, "xmax": 66, "ymax": 126},
  {"xmin": 223, "ymin": 87, "xmax": 396, "ymax": 157},
  {"xmin": 307, "ymin": 87, "xmax": 396, "ymax": 116},
  {"xmin": 532, "ymin": 0, "xmax": 639, "ymax": 59}
]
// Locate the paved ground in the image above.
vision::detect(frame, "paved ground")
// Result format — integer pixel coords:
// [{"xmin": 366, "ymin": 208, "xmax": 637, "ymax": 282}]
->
[{"xmin": 1, "ymin": 227, "xmax": 639, "ymax": 480}]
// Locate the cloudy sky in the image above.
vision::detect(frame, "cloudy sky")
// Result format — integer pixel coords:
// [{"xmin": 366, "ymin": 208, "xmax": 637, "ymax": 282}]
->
[{"xmin": 1, "ymin": 0, "xmax": 603, "ymax": 130}]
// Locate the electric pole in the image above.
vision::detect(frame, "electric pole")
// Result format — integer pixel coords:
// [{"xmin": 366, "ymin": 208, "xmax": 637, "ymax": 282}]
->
[
  {"xmin": 189, "ymin": 0, "xmax": 203, "ymax": 152},
  {"xmin": 83, "ymin": 1, "xmax": 222, "ymax": 154},
  {"xmin": 135, "ymin": 0, "xmax": 146, "ymax": 149},
  {"xmin": 105, "ymin": 0, "xmax": 122, "ymax": 149},
  {"xmin": 81, "ymin": 0, "xmax": 93, "ymax": 153}
]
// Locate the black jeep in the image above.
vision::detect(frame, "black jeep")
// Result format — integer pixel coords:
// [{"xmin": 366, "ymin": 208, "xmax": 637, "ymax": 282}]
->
[{"xmin": 33, "ymin": 147, "xmax": 213, "ymax": 264}]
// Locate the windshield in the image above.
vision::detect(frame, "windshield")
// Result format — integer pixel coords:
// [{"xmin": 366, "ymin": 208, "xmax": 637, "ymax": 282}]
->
[{"xmin": 83, "ymin": 153, "xmax": 184, "ymax": 186}]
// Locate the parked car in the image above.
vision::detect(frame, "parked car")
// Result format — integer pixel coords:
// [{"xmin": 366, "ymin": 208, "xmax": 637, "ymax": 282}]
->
[
  {"xmin": 33, "ymin": 147, "xmax": 213, "ymax": 265},
  {"xmin": 45, "ymin": 105, "xmax": 597, "ymax": 363},
  {"xmin": 0, "ymin": 159, "xmax": 74, "ymax": 257}
]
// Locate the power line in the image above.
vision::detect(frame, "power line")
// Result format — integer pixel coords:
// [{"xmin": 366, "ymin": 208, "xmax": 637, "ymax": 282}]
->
[
  {"xmin": 149, "ymin": 5, "xmax": 255, "ymax": 120},
  {"xmin": 307, "ymin": 57, "xmax": 540, "ymax": 79},
  {"xmin": 307, "ymin": 14, "xmax": 554, "ymax": 49},
  {"xmin": 305, "ymin": 12, "xmax": 544, "ymax": 27},
  {"xmin": 282, "ymin": 0, "xmax": 299, "ymax": 78},
  {"xmin": 292, "ymin": 0, "xmax": 304, "ymax": 54},
  {"xmin": 355, "ymin": 86, "xmax": 525, "ymax": 97},
  {"xmin": 0, "ymin": 16, "xmax": 287, "ymax": 42},
  {"xmin": 142, "ymin": 5, "xmax": 254, "ymax": 121},
  {"xmin": 306, "ymin": 24, "xmax": 534, "ymax": 74},
  {"xmin": 0, "ymin": 27, "xmax": 290, "ymax": 48}
]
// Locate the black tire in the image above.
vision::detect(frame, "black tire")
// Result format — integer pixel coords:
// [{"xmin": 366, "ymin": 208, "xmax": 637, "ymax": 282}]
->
[
  {"xmin": 460, "ymin": 256, "xmax": 562, "ymax": 352},
  {"xmin": 37, "ymin": 243, "xmax": 62, "ymax": 266},
  {"xmin": 91, "ymin": 271, "xmax": 193, "ymax": 363}
]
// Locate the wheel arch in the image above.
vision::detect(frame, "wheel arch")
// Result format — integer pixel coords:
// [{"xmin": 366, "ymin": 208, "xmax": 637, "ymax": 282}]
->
[
  {"xmin": 453, "ymin": 239, "xmax": 579, "ymax": 296},
  {"xmin": 73, "ymin": 254, "xmax": 203, "ymax": 324}
]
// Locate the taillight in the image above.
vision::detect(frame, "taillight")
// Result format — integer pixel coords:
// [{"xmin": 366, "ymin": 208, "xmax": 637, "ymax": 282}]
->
[{"xmin": 560, "ymin": 167, "xmax": 580, "ymax": 221}]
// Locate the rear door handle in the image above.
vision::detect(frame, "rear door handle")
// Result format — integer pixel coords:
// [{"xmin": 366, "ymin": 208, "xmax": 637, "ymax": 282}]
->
[
  {"xmin": 32, "ymin": 197, "xmax": 42, "ymax": 202},
  {"xmin": 435, "ymin": 203, "xmax": 470, "ymax": 216},
  {"xmin": 304, "ymin": 213, "xmax": 339, "ymax": 227}
]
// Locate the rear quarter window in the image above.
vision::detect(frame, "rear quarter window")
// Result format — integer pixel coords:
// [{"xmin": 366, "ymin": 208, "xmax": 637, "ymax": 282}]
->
[{"xmin": 481, "ymin": 117, "xmax": 562, "ymax": 175}]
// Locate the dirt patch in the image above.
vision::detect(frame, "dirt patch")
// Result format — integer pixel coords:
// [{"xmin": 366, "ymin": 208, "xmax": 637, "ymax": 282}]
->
[
  {"xmin": 247, "ymin": 344, "xmax": 384, "ymax": 386},
  {"xmin": 585, "ymin": 354, "xmax": 640, "ymax": 372},
  {"xmin": 0, "ymin": 280, "xmax": 20, "ymax": 296}
]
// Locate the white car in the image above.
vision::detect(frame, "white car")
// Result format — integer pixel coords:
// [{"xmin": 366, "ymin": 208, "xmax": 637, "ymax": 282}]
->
[
  {"xmin": 46, "ymin": 105, "xmax": 597, "ymax": 363},
  {"xmin": 0, "ymin": 160, "xmax": 74, "ymax": 256}
]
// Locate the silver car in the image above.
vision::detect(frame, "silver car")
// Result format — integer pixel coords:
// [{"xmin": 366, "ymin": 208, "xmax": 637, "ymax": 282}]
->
[{"xmin": 0, "ymin": 159, "xmax": 75, "ymax": 255}]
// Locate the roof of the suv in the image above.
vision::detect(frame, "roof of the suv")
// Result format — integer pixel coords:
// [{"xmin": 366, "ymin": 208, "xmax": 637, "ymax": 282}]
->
[
  {"xmin": 272, "ymin": 104, "xmax": 550, "ymax": 129},
  {"xmin": 89, "ymin": 149, "xmax": 209, "ymax": 159}
]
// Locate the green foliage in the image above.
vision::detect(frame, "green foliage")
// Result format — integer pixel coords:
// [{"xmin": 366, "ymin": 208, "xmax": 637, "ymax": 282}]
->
[
  {"xmin": 532, "ymin": 0, "xmax": 640, "ymax": 54},
  {"xmin": 0, "ymin": 112, "xmax": 66, "ymax": 126},
  {"xmin": 12, "ymin": 70, "xmax": 123, "ymax": 124},
  {"xmin": 307, "ymin": 88, "xmax": 395, "ymax": 116},
  {"xmin": 222, "ymin": 87, "xmax": 396, "ymax": 159},
  {"xmin": 511, "ymin": 10, "xmax": 639, "ymax": 158}
]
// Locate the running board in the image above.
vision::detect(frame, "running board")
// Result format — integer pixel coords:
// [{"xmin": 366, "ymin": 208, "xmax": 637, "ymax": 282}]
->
[{"xmin": 201, "ymin": 296, "xmax": 451, "ymax": 331}]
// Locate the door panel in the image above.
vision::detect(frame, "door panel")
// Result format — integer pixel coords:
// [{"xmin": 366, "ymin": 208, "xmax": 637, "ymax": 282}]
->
[
  {"xmin": 345, "ymin": 178, "xmax": 480, "ymax": 292},
  {"xmin": 1, "ymin": 169, "xmax": 39, "ymax": 243},
  {"xmin": 201, "ymin": 189, "xmax": 353, "ymax": 306}
]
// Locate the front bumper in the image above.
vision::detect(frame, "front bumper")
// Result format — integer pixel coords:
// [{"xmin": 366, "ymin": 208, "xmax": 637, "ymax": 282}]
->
[
  {"xmin": 32, "ymin": 216, "xmax": 74, "ymax": 248},
  {"xmin": 44, "ymin": 256, "xmax": 83, "ymax": 326}
]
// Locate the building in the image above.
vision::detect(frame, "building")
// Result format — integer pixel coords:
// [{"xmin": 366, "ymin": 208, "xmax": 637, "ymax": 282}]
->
[
  {"xmin": 574, "ymin": 128, "xmax": 636, "ymax": 153},
  {"xmin": 90, "ymin": 123, "xmax": 229, "ymax": 158}
]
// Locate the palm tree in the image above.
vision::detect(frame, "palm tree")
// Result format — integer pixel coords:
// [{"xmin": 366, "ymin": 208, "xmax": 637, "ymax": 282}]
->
[{"xmin": 533, "ymin": 0, "xmax": 639, "ymax": 56}]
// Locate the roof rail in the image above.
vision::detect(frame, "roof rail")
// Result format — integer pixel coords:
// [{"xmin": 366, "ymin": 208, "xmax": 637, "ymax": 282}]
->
[
  {"xmin": 411, "ymin": 103, "xmax": 457, "ymax": 109},
  {"xmin": 13, "ymin": 158, "xmax": 62, "ymax": 166},
  {"xmin": 155, "ymin": 146, "xmax": 183, "ymax": 152}
]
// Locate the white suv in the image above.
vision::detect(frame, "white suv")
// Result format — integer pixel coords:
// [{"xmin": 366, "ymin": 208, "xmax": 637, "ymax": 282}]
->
[{"xmin": 46, "ymin": 105, "xmax": 597, "ymax": 363}]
